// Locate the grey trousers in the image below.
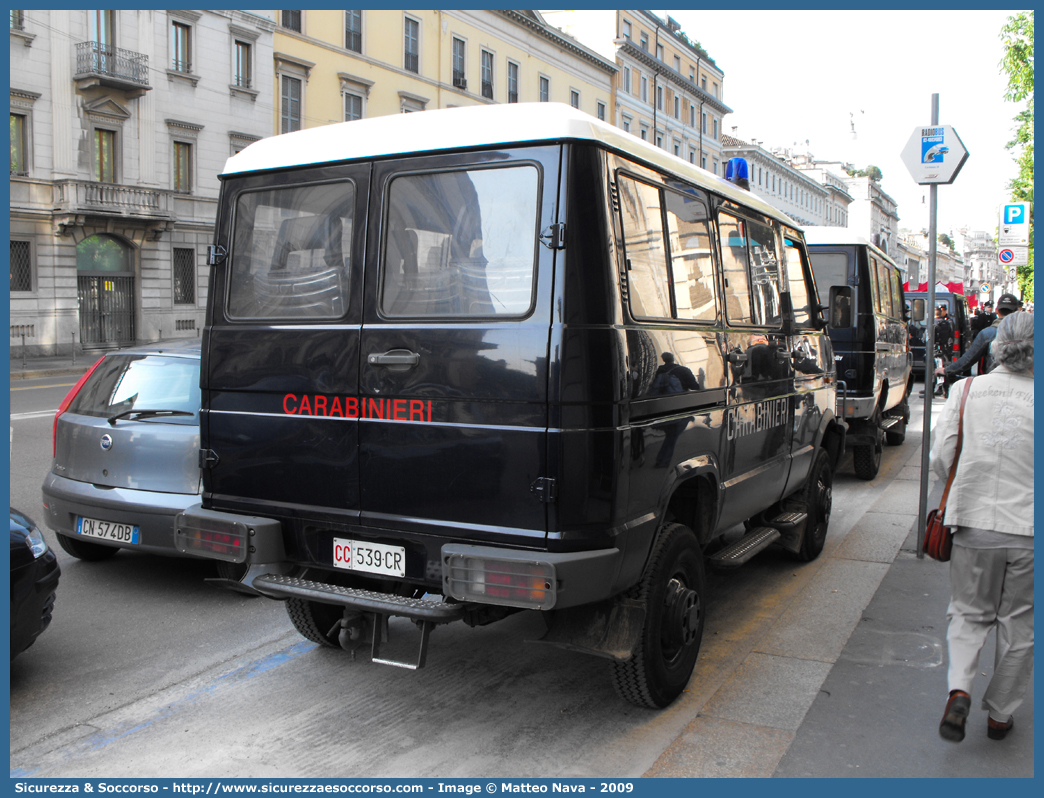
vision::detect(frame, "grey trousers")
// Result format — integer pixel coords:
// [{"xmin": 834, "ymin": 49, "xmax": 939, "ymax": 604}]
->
[{"xmin": 946, "ymin": 544, "xmax": 1034, "ymax": 716}]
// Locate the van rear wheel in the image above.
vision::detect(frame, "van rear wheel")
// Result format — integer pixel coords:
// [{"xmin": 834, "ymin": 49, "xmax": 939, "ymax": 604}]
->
[
  {"xmin": 852, "ymin": 410, "xmax": 883, "ymax": 480},
  {"xmin": 286, "ymin": 598, "xmax": 344, "ymax": 648},
  {"xmin": 611, "ymin": 522, "xmax": 706, "ymax": 709}
]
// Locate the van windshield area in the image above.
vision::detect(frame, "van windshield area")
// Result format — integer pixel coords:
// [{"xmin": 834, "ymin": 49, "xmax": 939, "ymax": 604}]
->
[
  {"xmin": 228, "ymin": 183, "xmax": 355, "ymax": 319},
  {"xmin": 381, "ymin": 165, "xmax": 539, "ymax": 318}
]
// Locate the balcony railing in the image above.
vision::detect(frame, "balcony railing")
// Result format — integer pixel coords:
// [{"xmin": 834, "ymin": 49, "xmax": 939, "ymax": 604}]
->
[
  {"xmin": 53, "ymin": 180, "xmax": 173, "ymax": 220},
  {"xmin": 75, "ymin": 41, "xmax": 149, "ymax": 88}
]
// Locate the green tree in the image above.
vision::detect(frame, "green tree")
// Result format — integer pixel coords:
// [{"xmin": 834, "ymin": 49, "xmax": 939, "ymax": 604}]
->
[{"xmin": 1000, "ymin": 12, "xmax": 1034, "ymax": 299}]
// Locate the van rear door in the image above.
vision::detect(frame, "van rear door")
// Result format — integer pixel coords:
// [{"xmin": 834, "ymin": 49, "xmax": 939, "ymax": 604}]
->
[
  {"xmin": 358, "ymin": 147, "xmax": 560, "ymax": 545},
  {"xmin": 205, "ymin": 167, "xmax": 368, "ymax": 521}
]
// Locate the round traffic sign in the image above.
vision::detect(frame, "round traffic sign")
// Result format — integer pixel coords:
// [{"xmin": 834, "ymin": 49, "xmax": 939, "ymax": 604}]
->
[
  {"xmin": 999, "ymin": 249, "xmax": 1015, "ymax": 264},
  {"xmin": 980, "ymin": 283, "xmax": 991, "ymax": 293}
]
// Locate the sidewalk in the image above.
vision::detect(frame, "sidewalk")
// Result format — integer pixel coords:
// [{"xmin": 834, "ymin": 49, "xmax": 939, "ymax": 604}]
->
[
  {"xmin": 646, "ymin": 409, "xmax": 1034, "ymax": 778},
  {"xmin": 10, "ymin": 351, "xmax": 95, "ymax": 381}
]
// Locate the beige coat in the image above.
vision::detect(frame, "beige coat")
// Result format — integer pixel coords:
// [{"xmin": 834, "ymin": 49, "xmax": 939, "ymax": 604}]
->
[{"xmin": 929, "ymin": 366, "xmax": 1034, "ymax": 536}]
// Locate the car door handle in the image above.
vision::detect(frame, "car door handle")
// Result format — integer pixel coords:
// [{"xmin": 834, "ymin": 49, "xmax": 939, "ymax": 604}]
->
[{"xmin": 368, "ymin": 350, "xmax": 420, "ymax": 367}]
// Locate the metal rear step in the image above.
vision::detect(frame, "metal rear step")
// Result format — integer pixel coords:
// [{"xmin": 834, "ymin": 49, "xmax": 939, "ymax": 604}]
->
[
  {"xmin": 709, "ymin": 527, "xmax": 782, "ymax": 569},
  {"xmin": 253, "ymin": 574, "xmax": 467, "ymax": 670}
]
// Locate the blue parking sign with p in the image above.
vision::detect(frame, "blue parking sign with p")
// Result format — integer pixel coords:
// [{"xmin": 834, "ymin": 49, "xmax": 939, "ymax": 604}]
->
[{"xmin": 1005, "ymin": 204, "xmax": 1026, "ymax": 225}]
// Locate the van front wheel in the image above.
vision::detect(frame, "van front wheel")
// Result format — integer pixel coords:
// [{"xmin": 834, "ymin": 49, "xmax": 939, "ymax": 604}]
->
[{"xmin": 611, "ymin": 523, "xmax": 706, "ymax": 709}]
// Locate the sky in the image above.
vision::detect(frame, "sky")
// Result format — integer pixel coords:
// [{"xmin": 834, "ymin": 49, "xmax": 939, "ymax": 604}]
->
[{"xmin": 556, "ymin": 9, "xmax": 1028, "ymax": 238}]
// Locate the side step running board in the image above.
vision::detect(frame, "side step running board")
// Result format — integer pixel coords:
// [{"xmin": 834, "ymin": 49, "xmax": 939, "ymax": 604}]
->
[
  {"xmin": 709, "ymin": 527, "xmax": 781, "ymax": 569},
  {"xmin": 253, "ymin": 574, "xmax": 467, "ymax": 670},
  {"xmin": 768, "ymin": 511, "xmax": 807, "ymax": 530},
  {"xmin": 880, "ymin": 416, "xmax": 902, "ymax": 430}
]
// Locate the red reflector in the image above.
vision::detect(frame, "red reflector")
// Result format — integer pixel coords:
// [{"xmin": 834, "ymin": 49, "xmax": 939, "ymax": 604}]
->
[{"xmin": 53, "ymin": 356, "xmax": 106, "ymax": 457}]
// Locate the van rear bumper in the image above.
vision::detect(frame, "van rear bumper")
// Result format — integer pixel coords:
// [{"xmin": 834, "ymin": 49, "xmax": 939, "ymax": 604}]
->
[{"xmin": 176, "ymin": 505, "xmax": 624, "ymax": 611}]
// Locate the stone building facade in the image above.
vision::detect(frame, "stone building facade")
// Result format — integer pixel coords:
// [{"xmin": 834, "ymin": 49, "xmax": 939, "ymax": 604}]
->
[{"xmin": 9, "ymin": 10, "xmax": 274, "ymax": 356}]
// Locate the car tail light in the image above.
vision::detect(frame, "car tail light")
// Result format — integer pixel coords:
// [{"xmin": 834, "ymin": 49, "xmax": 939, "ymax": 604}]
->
[
  {"xmin": 444, "ymin": 554, "xmax": 556, "ymax": 610},
  {"xmin": 53, "ymin": 356, "xmax": 105, "ymax": 457},
  {"xmin": 174, "ymin": 512, "xmax": 248, "ymax": 563}
]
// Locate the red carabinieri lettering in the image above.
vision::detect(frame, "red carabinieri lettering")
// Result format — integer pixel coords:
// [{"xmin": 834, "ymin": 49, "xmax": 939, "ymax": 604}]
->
[{"xmin": 280, "ymin": 393, "xmax": 434, "ymax": 423}]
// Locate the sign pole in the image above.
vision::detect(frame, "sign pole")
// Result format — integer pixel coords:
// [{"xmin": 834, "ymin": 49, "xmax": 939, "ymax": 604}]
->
[{"xmin": 916, "ymin": 93, "xmax": 940, "ymax": 559}]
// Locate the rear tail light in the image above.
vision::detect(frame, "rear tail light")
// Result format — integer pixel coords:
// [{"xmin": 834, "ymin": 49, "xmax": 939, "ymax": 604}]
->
[
  {"xmin": 444, "ymin": 554, "xmax": 556, "ymax": 610},
  {"xmin": 53, "ymin": 356, "xmax": 105, "ymax": 457},
  {"xmin": 174, "ymin": 513, "xmax": 248, "ymax": 563}
]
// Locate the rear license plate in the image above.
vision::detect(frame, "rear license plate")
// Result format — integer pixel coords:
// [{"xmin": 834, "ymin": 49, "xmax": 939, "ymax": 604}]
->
[
  {"xmin": 76, "ymin": 516, "xmax": 140, "ymax": 545},
  {"xmin": 333, "ymin": 537, "xmax": 406, "ymax": 577}
]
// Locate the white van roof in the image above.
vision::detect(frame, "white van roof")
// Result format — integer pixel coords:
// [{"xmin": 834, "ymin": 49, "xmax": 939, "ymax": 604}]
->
[
  {"xmin": 222, "ymin": 103, "xmax": 794, "ymax": 225},
  {"xmin": 802, "ymin": 225, "xmax": 898, "ymax": 267}
]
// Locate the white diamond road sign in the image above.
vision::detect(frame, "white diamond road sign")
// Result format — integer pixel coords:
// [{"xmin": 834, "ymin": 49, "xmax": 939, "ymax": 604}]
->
[
  {"xmin": 900, "ymin": 125, "xmax": 970, "ymax": 185},
  {"xmin": 999, "ymin": 202, "xmax": 1031, "ymax": 246}
]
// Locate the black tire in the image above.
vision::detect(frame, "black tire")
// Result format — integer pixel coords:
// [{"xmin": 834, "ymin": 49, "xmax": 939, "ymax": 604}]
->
[
  {"xmin": 286, "ymin": 598, "xmax": 344, "ymax": 647},
  {"xmin": 55, "ymin": 533, "xmax": 120, "ymax": 562},
  {"xmin": 611, "ymin": 522, "xmax": 706, "ymax": 709},
  {"xmin": 852, "ymin": 409, "xmax": 883, "ymax": 480},
  {"xmin": 885, "ymin": 420, "xmax": 907, "ymax": 446},
  {"xmin": 796, "ymin": 449, "xmax": 833, "ymax": 561}
]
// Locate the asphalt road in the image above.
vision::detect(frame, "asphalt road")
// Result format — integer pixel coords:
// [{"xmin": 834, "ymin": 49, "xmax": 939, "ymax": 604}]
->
[{"xmin": 10, "ymin": 378, "xmax": 922, "ymax": 778}]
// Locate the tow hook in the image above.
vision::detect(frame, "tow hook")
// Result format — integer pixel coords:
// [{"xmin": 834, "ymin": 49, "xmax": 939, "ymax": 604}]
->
[{"xmin": 333, "ymin": 611, "xmax": 368, "ymax": 654}]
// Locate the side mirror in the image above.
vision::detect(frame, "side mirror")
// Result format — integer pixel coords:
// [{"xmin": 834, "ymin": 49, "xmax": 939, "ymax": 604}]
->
[
  {"xmin": 829, "ymin": 286, "xmax": 852, "ymax": 328},
  {"xmin": 910, "ymin": 298, "xmax": 926, "ymax": 323}
]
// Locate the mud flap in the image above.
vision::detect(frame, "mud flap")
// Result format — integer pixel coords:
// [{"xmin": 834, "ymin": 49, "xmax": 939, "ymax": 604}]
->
[{"xmin": 530, "ymin": 596, "xmax": 646, "ymax": 662}]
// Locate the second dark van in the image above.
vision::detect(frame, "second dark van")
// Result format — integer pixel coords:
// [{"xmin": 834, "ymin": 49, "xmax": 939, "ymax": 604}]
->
[
  {"xmin": 805, "ymin": 228, "xmax": 912, "ymax": 480},
  {"xmin": 176, "ymin": 104, "xmax": 847, "ymax": 709},
  {"xmin": 904, "ymin": 286, "xmax": 972, "ymax": 376}
]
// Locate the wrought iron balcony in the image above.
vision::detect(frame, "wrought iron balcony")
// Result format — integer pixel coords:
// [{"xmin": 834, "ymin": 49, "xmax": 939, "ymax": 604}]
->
[{"xmin": 74, "ymin": 41, "xmax": 151, "ymax": 96}]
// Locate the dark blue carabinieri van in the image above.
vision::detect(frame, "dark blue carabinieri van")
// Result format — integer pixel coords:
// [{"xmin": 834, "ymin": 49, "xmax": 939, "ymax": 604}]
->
[{"xmin": 177, "ymin": 104, "xmax": 846, "ymax": 709}]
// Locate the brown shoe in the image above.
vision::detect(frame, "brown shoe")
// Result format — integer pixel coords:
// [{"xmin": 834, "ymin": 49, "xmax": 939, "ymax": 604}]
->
[
  {"xmin": 939, "ymin": 690, "xmax": 971, "ymax": 743},
  {"xmin": 987, "ymin": 716, "xmax": 1014, "ymax": 740}
]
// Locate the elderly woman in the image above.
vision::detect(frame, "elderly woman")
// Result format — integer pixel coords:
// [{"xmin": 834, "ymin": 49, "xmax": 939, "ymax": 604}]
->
[{"xmin": 931, "ymin": 311, "xmax": 1034, "ymax": 743}]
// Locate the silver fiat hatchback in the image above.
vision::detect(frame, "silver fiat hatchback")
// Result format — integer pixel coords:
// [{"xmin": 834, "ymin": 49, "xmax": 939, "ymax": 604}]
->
[{"xmin": 41, "ymin": 340, "xmax": 205, "ymax": 563}]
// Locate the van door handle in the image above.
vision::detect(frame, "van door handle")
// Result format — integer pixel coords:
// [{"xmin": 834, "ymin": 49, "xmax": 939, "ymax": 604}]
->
[{"xmin": 368, "ymin": 350, "xmax": 420, "ymax": 367}]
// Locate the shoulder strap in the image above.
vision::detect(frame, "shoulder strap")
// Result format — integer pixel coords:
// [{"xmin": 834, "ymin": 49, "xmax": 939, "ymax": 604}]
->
[{"xmin": 938, "ymin": 377, "xmax": 973, "ymax": 514}]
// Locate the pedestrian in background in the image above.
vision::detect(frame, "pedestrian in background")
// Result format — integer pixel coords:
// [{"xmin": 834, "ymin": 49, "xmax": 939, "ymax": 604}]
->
[
  {"xmin": 932, "ymin": 311, "xmax": 1034, "ymax": 743},
  {"xmin": 938, "ymin": 292, "xmax": 1021, "ymax": 379}
]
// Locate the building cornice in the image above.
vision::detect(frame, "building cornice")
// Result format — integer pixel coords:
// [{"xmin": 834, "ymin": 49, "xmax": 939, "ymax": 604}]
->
[
  {"xmin": 634, "ymin": 10, "xmax": 718, "ymax": 68},
  {"xmin": 497, "ymin": 10, "xmax": 618, "ymax": 74},
  {"xmin": 618, "ymin": 40, "xmax": 730, "ymax": 114}
]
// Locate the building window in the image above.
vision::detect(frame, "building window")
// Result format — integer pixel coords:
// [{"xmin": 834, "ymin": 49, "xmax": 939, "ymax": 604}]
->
[
  {"xmin": 712, "ymin": 118, "xmax": 718, "ymax": 140},
  {"xmin": 701, "ymin": 155, "xmax": 706, "ymax": 169},
  {"xmin": 539, "ymin": 76, "xmax": 549, "ymax": 102},
  {"xmin": 570, "ymin": 90, "xmax": 579, "ymax": 109},
  {"xmin": 173, "ymin": 247, "xmax": 195, "ymax": 305},
  {"xmin": 701, "ymin": 112, "xmax": 707, "ymax": 134},
  {"xmin": 173, "ymin": 141, "xmax": 192, "ymax": 193},
  {"xmin": 689, "ymin": 105, "xmax": 695, "ymax": 127},
  {"xmin": 674, "ymin": 55, "xmax": 681, "ymax": 72},
  {"xmin": 10, "ymin": 240, "xmax": 32, "ymax": 292},
  {"xmin": 700, "ymin": 75, "xmax": 706, "ymax": 91},
  {"xmin": 280, "ymin": 75, "xmax": 301, "ymax": 133},
  {"xmin": 656, "ymin": 133, "xmax": 663, "ymax": 149},
  {"xmin": 656, "ymin": 43, "xmax": 663, "ymax": 61},
  {"xmin": 481, "ymin": 50, "xmax": 493, "ymax": 100},
  {"xmin": 232, "ymin": 41, "xmax": 252, "ymax": 88},
  {"xmin": 507, "ymin": 61, "xmax": 518, "ymax": 103},
  {"xmin": 689, "ymin": 151, "xmax": 695, "ymax": 164},
  {"xmin": 674, "ymin": 94, "xmax": 680, "ymax": 119},
  {"xmin": 10, "ymin": 10, "xmax": 25, "ymax": 30},
  {"xmin": 622, "ymin": 19, "xmax": 631, "ymax": 39},
  {"xmin": 641, "ymin": 76, "xmax": 647, "ymax": 103},
  {"xmin": 281, "ymin": 11, "xmax": 300, "ymax": 32},
  {"xmin": 403, "ymin": 16, "xmax": 419, "ymax": 74},
  {"xmin": 596, "ymin": 101, "xmax": 605, "ymax": 121},
  {"xmin": 452, "ymin": 37, "xmax": 466, "ymax": 89},
  {"xmin": 640, "ymin": 126, "xmax": 647, "ymax": 141},
  {"xmin": 344, "ymin": 92, "xmax": 362, "ymax": 121},
  {"xmin": 712, "ymin": 82, "xmax": 718, "ymax": 98},
  {"xmin": 623, "ymin": 66, "xmax": 630, "ymax": 94},
  {"xmin": 171, "ymin": 20, "xmax": 190, "ymax": 72},
  {"xmin": 713, "ymin": 159, "xmax": 718, "ymax": 175},
  {"xmin": 640, "ymin": 32, "xmax": 648, "ymax": 51},
  {"xmin": 10, "ymin": 112, "xmax": 28, "ymax": 174},
  {"xmin": 93, "ymin": 128, "xmax": 117, "ymax": 183},
  {"xmin": 673, "ymin": 140, "xmax": 680, "ymax": 157},
  {"xmin": 345, "ymin": 10, "xmax": 361, "ymax": 52},
  {"xmin": 656, "ymin": 85, "xmax": 663, "ymax": 111},
  {"xmin": 621, "ymin": 115, "xmax": 631, "ymax": 133}
]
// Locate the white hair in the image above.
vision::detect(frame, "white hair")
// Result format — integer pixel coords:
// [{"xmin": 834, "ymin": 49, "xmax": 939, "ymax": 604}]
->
[{"xmin": 993, "ymin": 312, "xmax": 1034, "ymax": 373}]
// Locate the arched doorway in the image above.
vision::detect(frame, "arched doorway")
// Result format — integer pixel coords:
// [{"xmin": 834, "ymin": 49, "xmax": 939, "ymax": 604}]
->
[{"xmin": 76, "ymin": 233, "xmax": 136, "ymax": 348}]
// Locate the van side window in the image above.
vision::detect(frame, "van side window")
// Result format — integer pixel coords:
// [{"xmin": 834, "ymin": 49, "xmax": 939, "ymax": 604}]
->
[
  {"xmin": 718, "ymin": 213, "xmax": 781, "ymax": 326},
  {"xmin": 380, "ymin": 165, "xmax": 539, "ymax": 318},
  {"xmin": 664, "ymin": 189, "xmax": 716, "ymax": 322},
  {"xmin": 889, "ymin": 269, "xmax": 903, "ymax": 320},
  {"xmin": 228, "ymin": 182, "xmax": 354, "ymax": 320},
  {"xmin": 618, "ymin": 176, "xmax": 672, "ymax": 319},
  {"xmin": 782, "ymin": 234, "xmax": 813, "ymax": 327},
  {"xmin": 873, "ymin": 257, "xmax": 893, "ymax": 317}
]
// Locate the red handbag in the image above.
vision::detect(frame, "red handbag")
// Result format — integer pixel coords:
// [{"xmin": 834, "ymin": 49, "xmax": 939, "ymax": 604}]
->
[{"xmin": 923, "ymin": 378, "xmax": 973, "ymax": 562}]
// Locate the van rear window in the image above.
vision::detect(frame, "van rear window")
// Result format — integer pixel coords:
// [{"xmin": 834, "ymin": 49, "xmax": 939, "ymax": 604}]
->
[
  {"xmin": 381, "ymin": 166, "xmax": 539, "ymax": 318},
  {"xmin": 228, "ymin": 182, "xmax": 354, "ymax": 319}
]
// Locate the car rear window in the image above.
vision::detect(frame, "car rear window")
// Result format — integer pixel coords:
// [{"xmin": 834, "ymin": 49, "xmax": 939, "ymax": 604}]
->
[{"xmin": 68, "ymin": 354, "xmax": 200, "ymax": 425}]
